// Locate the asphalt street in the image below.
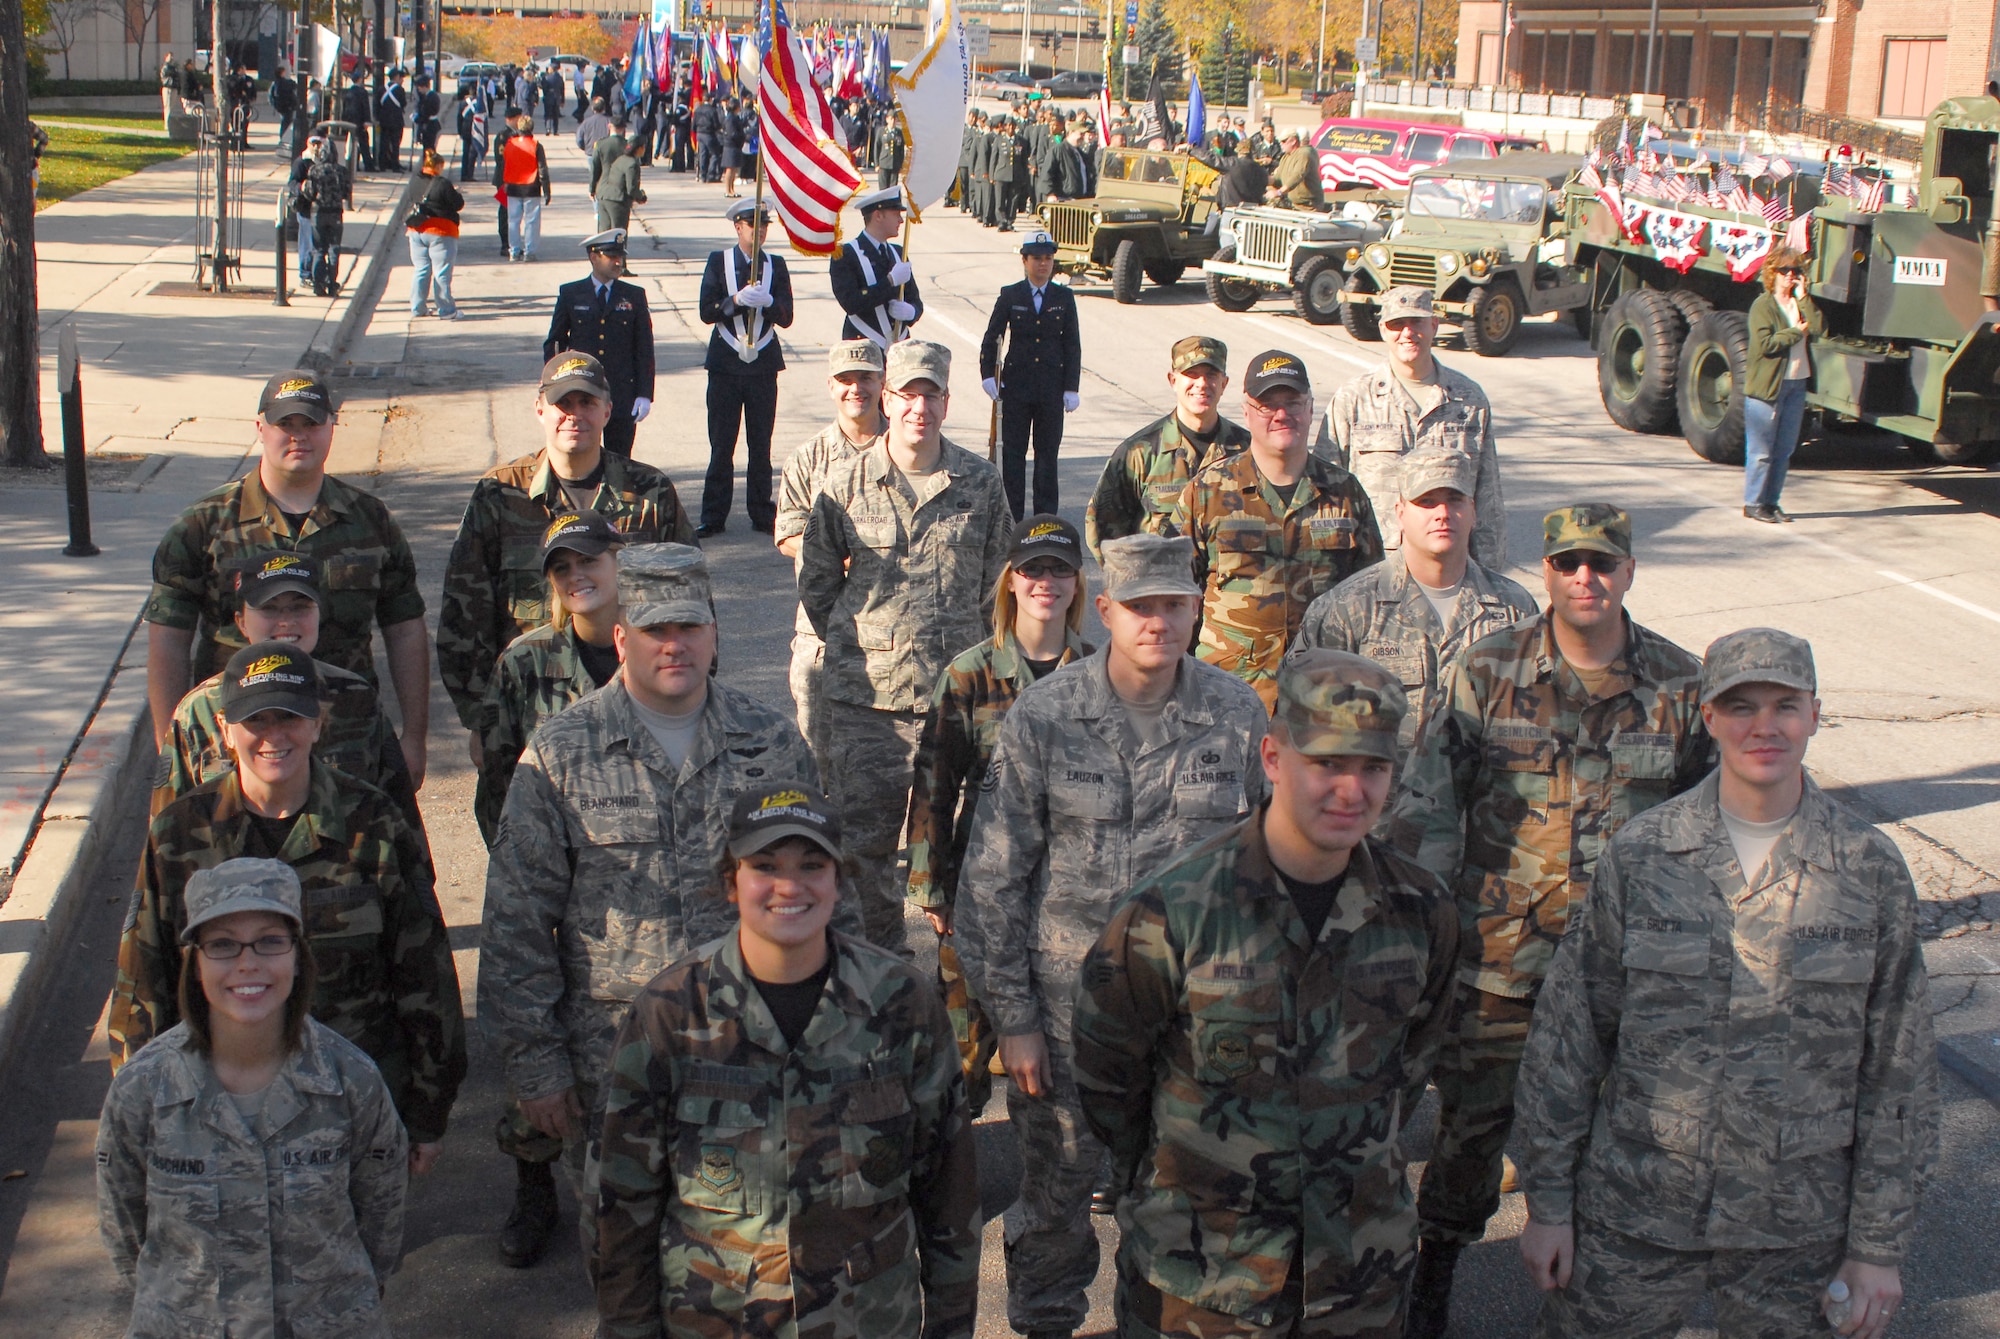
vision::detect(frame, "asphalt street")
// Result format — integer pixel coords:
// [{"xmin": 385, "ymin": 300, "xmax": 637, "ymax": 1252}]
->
[{"xmin": 1, "ymin": 121, "xmax": 1997, "ymax": 1338}]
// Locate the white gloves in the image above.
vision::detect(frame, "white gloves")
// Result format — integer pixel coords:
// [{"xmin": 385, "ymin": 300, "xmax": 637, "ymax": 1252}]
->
[
  {"xmin": 631, "ymin": 397, "xmax": 652, "ymax": 422},
  {"xmin": 982, "ymin": 378, "xmax": 999, "ymax": 400},
  {"xmin": 887, "ymin": 299, "xmax": 917, "ymax": 322},
  {"xmin": 888, "ymin": 259, "xmax": 913, "ymax": 285},
  {"xmin": 732, "ymin": 283, "xmax": 773, "ymax": 308},
  {"xmin": 1063, "ymin": 391, "xmax": 1080, "ymax": 413}
]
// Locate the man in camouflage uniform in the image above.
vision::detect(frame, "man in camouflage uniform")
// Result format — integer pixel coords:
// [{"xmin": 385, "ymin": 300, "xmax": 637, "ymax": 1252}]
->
[
  {"xmin": 799, "ymin": 340, "xmax": 1013, "ymax": 955},
  {"xmin": 1515, "ymin": 628, "xmax": 1938, "ymax": 1339},
  {"xmin": 1318, "ymin": 287, "xmax": 1507, "ymax": 567},
  {"xmin": 144, "ymin": 370, "xmax": 431, "ymax": 784},
  {"xmin": 1085, "ymin": 336, "xmax": 1252, "ymax": 560},
  {"xmin": 774, "ymin": 339, "xmax": 888, "ymax": 768},
  {"xmin": 957, "ymin": 533, "xmax": 1271, "ymax": 1339},
  {"xmin": 482, "ymin": 545, "xmax": 828, "ymax": 1277},
  {"xmin": 110, "ymin": 642, "xmax": 466, "ymax": 1162},
  {"xmin": 1388, "ymin": 505, "xmax": 1710, "ymax": 1339},
  {"xmin": 1288, "ymin": 447, "xmax": 1538, "ymax": 769},
  {"xmin": 1071, "ymin": 650, "xmax": 1460, "ymax": 1338},
  {"xmin": 440, "ymin": 352, "xmax": 694, "ymax": 760},
  {"xmin": 1166, "ymin": 350, "xmax": 1383, "ymax": 710}
]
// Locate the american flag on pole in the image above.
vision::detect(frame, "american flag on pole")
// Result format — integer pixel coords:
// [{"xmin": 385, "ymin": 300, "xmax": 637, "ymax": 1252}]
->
[
  {"xmin": 1857, "ymin": 174, "xmax": 1887, "ymax": 212},
  {"xmin": 756, "ymin": 0, "xmax": 863, "ymax": 254},
  {"xmin": 1762, "ymin": 192, "xmax": 1793, "ymax": 227},
  {"xmin": 1767, "ymin": 156, "xmax": 1793, "ymax": 181}
]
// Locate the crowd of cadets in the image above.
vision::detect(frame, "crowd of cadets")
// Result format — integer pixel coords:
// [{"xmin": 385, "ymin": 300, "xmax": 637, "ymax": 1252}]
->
[{"xmin": 97, "ymin": 145, "xmax": 1937, "ymax": 1339}]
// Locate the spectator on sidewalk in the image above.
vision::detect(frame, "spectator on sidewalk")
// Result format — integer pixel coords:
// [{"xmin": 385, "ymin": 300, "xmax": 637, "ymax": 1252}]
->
[
  {"xmin": 575, "ymin": 95, "xmax": 612, "ymax": 152},
  {"xmin": 299, "ymin": 136, "xmax": 350, "ymax": 296},
  {"xmin": 288, "ymin": 133, "xmax": 324, "ymax": 287},
  {"xmin": 408, "ymin": 149, "xmax": 463, "ymax": 319},
  {"xmin": 180, "ymin": 57, "xmax": 204, "ymax": 116},
  {"xmin": 269, "ymin": 64, "xmax": 300, "ymax": 146},
  {"xmin": 159, "ymin": 51, "xmax": 178, "ymax": 120},
  {"xmin": 501, "ymin": 114, "xmax": 551, "ymax": 262}
]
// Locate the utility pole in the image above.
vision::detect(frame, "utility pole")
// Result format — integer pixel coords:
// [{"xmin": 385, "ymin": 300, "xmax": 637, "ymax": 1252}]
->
[
  {"xmin": 1019, "ymin": 0, "xmax": 1032, "ymax": 75},
  {"xmin": 1643, "ymin": 0, "xmax": 1660, "ymax": 94},
  {"xmin": 0, "ymin": 0, "xmax": 45, "ymax": 464},
  {"xmin": 1413, "ymin": 0, "xmax": 1425, "ymax": 80},
  {"xmin": 1316, "ymin": 0, "xmax": 1326, "ymax": 90},
  {"xmin": 211, "ymin": 0, "xmax": 230, "ymax": 292}
]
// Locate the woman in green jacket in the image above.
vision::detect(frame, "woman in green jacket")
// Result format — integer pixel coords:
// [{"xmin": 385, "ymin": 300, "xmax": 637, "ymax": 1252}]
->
[{"xmin": 1744, "ymin": 245, "xmax": 1822, "ymax": 522}]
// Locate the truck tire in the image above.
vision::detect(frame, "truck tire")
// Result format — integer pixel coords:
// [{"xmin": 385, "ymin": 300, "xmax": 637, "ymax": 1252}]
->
[
  {"xmin": 1206, "ymin": 251, "xmax": 1259, "ymax": 311},
  {"xmin": 1293, "ymin": 254, "xmax": 1345, "ymax": 325},
  {"xmin": 1930, "ymin": 441, "xmax": 2000, "ymax": 465},
  {"xmin": 1464, "ymin": 282, "xmax": 1523, "ymax": 357},
  {"xmin": 1598, "ymin": 289, "xmax": 1686, "ymax": 433},
  {"xmin": 1567, "ymin": 303, "xmax": 1595, "ymax": 343},
  {"xmin": 1144, "ymin": 260, "xmax": 1186, "ymax": 286},
  {"xmin": 1665, "ymin": 289, "xmax": 1714, "ymax": 330},
  {"xmin": 1111, "ymin": 239, "xmax": 1144, "ymax": 304},
  {"xmin": 1676, "ymin": 310, "xmax": 1750, "ymax": 464},
  {"xmin": 1340, "ymin": 271, "xmax": 1382, "ymax": 342}
]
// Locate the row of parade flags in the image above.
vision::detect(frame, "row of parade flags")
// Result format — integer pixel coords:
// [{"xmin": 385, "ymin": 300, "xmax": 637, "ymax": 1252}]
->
[{"xmin": 619, "ymin": 13, "xmax": 905, "ymax": 108}]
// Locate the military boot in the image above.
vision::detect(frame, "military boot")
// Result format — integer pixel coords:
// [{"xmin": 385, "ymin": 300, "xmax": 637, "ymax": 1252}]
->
[
  {"xmin": 1404, "ymin": 1240, "xmax": 1462, "ymax": 1339},
  {"xmin": 498, "ymin": 1157, "xmax": 560, "ymax": 1268}
]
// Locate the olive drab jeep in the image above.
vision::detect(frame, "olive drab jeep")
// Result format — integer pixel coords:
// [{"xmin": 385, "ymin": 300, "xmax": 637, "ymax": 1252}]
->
[
  {"xmin": 1039, "ymin": 148, "xmax": 1222, "ymax": 303},
  {"xmin": 1338, "ymin": 152, "xmax": 1592, "ymax": 355},
  {"xmin": 1201, "ymin": 198, "xmax": 1394, "ymax": 323}
]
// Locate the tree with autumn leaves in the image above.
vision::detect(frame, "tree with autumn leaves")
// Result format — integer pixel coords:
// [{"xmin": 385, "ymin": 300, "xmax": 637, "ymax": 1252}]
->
[{"xmin": 1163, "ymin": 0, "xmax": 1459, "ymax": 89}]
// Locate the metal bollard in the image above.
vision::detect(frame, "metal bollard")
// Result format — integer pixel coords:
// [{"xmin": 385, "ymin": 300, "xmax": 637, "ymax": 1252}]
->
[
  {"xmin": 274, "ymin": 189, "xmax": 290, "ymax": 306},
  {"xmin": 58, "ymin": 326, "xmax": 100, "ymax": 558}
]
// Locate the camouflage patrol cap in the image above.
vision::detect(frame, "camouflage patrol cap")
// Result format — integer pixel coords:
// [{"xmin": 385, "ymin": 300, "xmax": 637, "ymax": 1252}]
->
[
  {"xmin": 181, "ymin": 857, "xmax": 304, "ymax": 941},
  {"xmin": 885, "ymin": 339, "xmax": 951, "ymax": 393},
  {"xmin": 1170, "ymin": 335, "xmax": 1227, "ymax": 374},
  {"xmin": 1272, "ymin": 649, "xmax": 1408, "ymax": 760},
  {"xmin": 1398, "ymin": 446, "xmax": 1476, "ymax": 501},
  {"xmin": 1543, "ymin": 503, "xmax": 1632, "ymax": 559},
  {"xmin": 727, "ymin": 783, "xmax": 843, "ymax": 859},
  {"xmin": 1700, "ymin": 627, "xmax": 1817, "ymax": 705},
  {"xmin": 617, "ymin": 543, "xmax": 714, "ymax": 626},
  {"xmin": 827, "ymin": 338, "xmax": 885, "ymax": 376},
  {"xmin": 1100, "ymin": 533, "xmax": 1200, "ymax": 601},
  {"xmin": 1379, "ymin": 287, "xmax": 1438, "ymax": 324}
]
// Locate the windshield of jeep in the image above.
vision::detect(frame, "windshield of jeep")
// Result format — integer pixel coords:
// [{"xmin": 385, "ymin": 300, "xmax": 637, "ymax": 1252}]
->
[
  {"xmin": 1408, "ymin": 176, "xmax": 1547, "ymax": 224},
  {"xmin": 1099, "ymin": 150, "xmax": 1184, "ymax": 185}
]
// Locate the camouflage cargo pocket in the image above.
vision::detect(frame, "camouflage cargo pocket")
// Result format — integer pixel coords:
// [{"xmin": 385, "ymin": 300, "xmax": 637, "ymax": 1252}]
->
[
  {"xmin": 1482, "ymin": 728, "xmax": 1555, "ymax": 825},
  {"xmin": 322, "ymin": 553, "xmax": 382, "ymax": 592},
  {"xmin": 837, "ymin": 1078, "xmax": 915, "ymax": 1206},
  {"xmin": 673, "ymin": 1095, "xmax": 762, "ymax": 1215},
  {"xmin": 1185, "ymin": 969, "xmax": 1281, "ymax": 1090},
  {"xmin": 1620, "ymin": 930, "xmax": 1713, "ymax": 1028}
]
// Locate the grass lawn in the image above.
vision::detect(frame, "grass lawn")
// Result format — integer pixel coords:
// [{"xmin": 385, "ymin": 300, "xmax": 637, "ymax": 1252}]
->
[
  {"xmin": 38, "ymin": 111, "xmax": 170, "ymax": 130},
  {"xmin": 36, "ymin": 124, "xmax": 193, "ymax": 210}
]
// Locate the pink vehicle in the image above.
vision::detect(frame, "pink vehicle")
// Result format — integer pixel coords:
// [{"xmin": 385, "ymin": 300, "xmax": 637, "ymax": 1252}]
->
[{"xmin": 1312, "ymin": 118, "xmax": 1544, "ymax": 194}]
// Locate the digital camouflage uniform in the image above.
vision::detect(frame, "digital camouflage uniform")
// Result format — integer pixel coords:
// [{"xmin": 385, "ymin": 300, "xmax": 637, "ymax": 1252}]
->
[
  {"xmin": 437, "ymin": 449, "xmax": 694, "ymax": 730},
  {"xmin": 109, "ymin": 764, "xmax": 467, "ymax": 1143},
  {"xmin": 776, "ymin": 420, "xmax": 878, "ymax": 768},
  {"xmin": 1084, "ymin": 411, "xmax": 1252, "ymax": 561},
  {"xmin": 798, "ymin": 437, "xmax": 1013, "ymax": 954},
  {"xmin": 152, "ymin": 657, "xmax": 419, "ymax": 829},
  {"xmin": 1288, "ymin": 552, "xmax": 1539, "ymax": 767},
  {"xmin": 595, "ymin": 930, "xmax": 981, "ymax": 1339},
  {"xmin": 1317, "ymin": 364, "xmax": 1507, "ymax": 568},
  {"xmin": 1072, "ymin": 820, "xmax": 1460, "ymax": 1338},
  {"xmin": 145, "ymin": 471, "xmax": 425, "ymax": 684},
  {"xmin": 473, "ymin": 622, "xmax": 609, "ymax": 847},
  {"xmin": 956, "ymin": 648, "xmax": 1270, "ymax": 1336},
  {"xmin": 1517, "ymin": 774, "xmax": 1939, "ymax": 1338},
  {"xmin": 905, "ymin": 628, "xmax": 1092, "ymax": 1113},
  {"xmin": 97, "ymin": 1019, "xmax": 408, "ymax": 1339},
  {"xmin": 1388, "ymin": 611, "xmax": 1708, "ymax": 1249},
  {"xmin": 1166, "ymin": 449, "xmax": 1384, "ymax": 710}
]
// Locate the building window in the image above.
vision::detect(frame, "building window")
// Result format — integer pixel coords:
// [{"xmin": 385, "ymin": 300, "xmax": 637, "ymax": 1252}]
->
[{"xmin": 1881, "ymin": 38, "xmax": 1947, "ymax": 119}]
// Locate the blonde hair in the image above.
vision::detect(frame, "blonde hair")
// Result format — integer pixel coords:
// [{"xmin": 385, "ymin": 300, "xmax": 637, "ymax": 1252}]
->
[
  {"xmin": 545, "ymin": 547, "xmax": 621, "ymax": 631},
  {"xmin": 990, "ymin": 557, "xmax": 1086, "ymax": 644}
]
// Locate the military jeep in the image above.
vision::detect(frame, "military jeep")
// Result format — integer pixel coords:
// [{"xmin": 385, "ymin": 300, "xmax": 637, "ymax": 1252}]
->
[
  {"xmin": 1039, "ymin": 148, "xmax": 1222, "ymax": 304},
  {"xmin": 1338, "ymin": 152, "xmax": 1591, "ymax": 355},
  {"xmin": 1201, "ymin": 197, "xmax": 1394, "ymax": 323}
]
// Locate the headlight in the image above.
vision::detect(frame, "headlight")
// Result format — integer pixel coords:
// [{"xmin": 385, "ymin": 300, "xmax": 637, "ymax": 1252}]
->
[
  {"xmin": 1366, "ymin": 244, "xmax": 1390, "ymax": 269},
  {"xmin": 1469, "ymin": 257, "xmax": 1489, "ymax": 276},
  {"xmin": 1092, "ymin": 211, "xmax": 1102, "ymax": 226},
  {"xmin": 1438, "ymin": 252, "xmax": 1460, "ymax": 276}
]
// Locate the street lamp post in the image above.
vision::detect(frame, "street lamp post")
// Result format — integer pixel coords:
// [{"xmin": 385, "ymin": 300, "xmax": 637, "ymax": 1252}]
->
[{"xmin": 1316, "ymin": 0, "xmax": 1327, "ymax": 91}]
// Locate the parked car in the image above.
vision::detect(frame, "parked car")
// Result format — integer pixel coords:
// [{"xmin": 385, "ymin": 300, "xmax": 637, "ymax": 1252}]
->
[
  {"xmin": 1312, "ymin": 117, "xmax": 1543, "ymax": 194},
  {"xmin": 1035, "ymin": 71, "xmax": 1104, "ymax": 99}
]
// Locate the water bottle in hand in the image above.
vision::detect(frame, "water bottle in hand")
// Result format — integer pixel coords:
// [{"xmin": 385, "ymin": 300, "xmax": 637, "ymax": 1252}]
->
[{"xmin": 1824, "ymin": 1278, "xmax": 1855, "ymax": 1331}]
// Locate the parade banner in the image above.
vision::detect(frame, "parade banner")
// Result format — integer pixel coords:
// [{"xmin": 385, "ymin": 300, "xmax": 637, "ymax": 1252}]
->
[
  {"xmin": 1711, "ymin": 221, "xmax": 1775, "ymax": 282},
  {"xmin": 1643, "ymin": 207, "xmax": 1708, "ymax": 273}
]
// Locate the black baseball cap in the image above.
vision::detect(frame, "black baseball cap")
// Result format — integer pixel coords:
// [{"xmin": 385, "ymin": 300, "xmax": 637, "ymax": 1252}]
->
[
  {"xmin": 258, "ymin": 371, "xmax": 335, "ymax": 424},
  {"xmin": 231, "ymin": 553, "xmax": 324, "ymax": 609},
  {"xmin": 727, "ymin": 784, "xmax": 843, "ymax": 859},
  {"xmin": 540, "ymin": 352, "xmax": 614, "ymax": 402},
  {"xmin": 1242, "ymin": 349, "xmax": 1311, "ymax": 400},
  {"xmin": 540, "ymin": 509, "xmax": 624, "ymax": 569},
  {"xmin": 1008, "ymin": 514, "xmax": 1083, "ymax": 569},
  {"xmin": 218, "ymin": 641, "xmax": 321, "ymax": 720}
]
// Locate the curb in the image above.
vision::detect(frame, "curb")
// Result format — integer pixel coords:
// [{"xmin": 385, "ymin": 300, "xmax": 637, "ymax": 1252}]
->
[
  {"xmin": 0, "ymin": 623, "xmax": 153, "ymax": 1073},
  {"xmin": 310, "ymin": 167, "xmax": 424, "ymax": 369}
]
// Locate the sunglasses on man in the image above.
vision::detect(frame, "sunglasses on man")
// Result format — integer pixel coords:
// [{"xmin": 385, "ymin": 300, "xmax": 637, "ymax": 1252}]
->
[{"xmin": 1547, "ymin": 551, "xmax": 1625, "ymax": 576}]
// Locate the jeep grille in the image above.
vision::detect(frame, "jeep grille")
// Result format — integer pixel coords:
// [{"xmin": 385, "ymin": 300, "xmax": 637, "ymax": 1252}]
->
[
  {"xmin": 1234, "ymin": 218, "xmax": 1298, "ymax": 267},
  {"xmin": 1046, "ymin": 204, "xmax": 1094, "ymax": 250},
  {"xmin": 1389, "ymin": 250, "xmax": 1440, "ymax": 289}
]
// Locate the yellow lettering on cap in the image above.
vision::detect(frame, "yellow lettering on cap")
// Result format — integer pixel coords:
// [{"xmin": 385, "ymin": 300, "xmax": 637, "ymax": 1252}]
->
[
  {"xmin": 757, "ymin": 789, "xmax": 811, "ymax": 811},
  {"xmin": 1260, "ymin": 355, "xmax": 1293, "ymax": 374},
  {"xmin": 1028, "ymin": 521, "xmax": 1064, "ymax": 539},
  {"xmin": 277, "ymin": 377, "xmax": 316, "ymax": 396},
  {"xmin": 243, "ymin": 653, "xmax": 291, "ymax": 677},
  {"xmin": 261, "ymin": 554, "xmax": 303, "ymax": 573},
  {"xmin": 555, "ymin": 357, "xmax": 592, "ymax": 379}
]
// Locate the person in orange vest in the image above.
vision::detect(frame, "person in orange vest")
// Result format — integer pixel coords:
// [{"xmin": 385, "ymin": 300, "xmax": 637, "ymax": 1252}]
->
[{"xmin": 501, "ymin": 114, "xmax": 552, "ymax": 262}]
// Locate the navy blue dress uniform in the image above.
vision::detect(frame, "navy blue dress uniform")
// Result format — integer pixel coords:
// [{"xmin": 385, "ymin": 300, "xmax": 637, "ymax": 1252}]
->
[
  {"xmin": 543, "ymin": 229, "xmax": 657, "ymax": 458},
  {"xmin": 979, "ymin": 231, "xmax": 1083, "ymax": 518},
  {"xmin": 829, "ymin": 186, "xmax": 924, "ymax": 349},
  {"xmin": 697, "ymin": 199, "xmax": 795, "ymax": 535}
]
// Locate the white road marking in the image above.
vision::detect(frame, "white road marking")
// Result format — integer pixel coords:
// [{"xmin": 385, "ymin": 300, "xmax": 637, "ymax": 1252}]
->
[{"xmin": 1876, "ymin": 568, "xmax": 2000, "ymax": 627}]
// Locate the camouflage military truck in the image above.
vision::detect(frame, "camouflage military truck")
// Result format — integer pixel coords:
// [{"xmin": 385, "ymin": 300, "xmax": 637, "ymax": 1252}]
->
[
  {"xmin": 1200, "ymin": 198, "xmax": 1394, "ymax": 323},
  {"xmin": 1338, "ymin": 153, "xmax": 1591, "ymax": 356},
  {"xmin": 1570, "ymin": 97, "xmax": 2000, "ymax": 466},
  {"xmin": 1039, "ymin": 148, "xmax": 1222, "ymax": 304}
]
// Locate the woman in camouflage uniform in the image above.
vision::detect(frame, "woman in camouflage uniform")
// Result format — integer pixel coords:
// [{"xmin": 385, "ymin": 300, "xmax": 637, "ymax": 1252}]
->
[{"xmin": 905, "ymin": 513, "xmax": 1093, "ymax": 1111}]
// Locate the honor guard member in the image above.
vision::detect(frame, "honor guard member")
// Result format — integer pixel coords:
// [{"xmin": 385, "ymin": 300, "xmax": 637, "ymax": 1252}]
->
[
  {"xmin": 998, "ymin": 114, "xmax": 1030, "ymax": 230},
  {"xmin": 110, "ymin": 642, "xmax": 467, "ymax": 1173},
  {"xmin": 955, "ymin": 533, "xmax": 1269, "ymax": 1339},
  {"xmin": 145, "ymin": 370, "xmax": 430, "ymax": 785},
  {"xmin": 979, "ymin": 229, "xmax": 1083, "ymax": 518},
  {"xmin": 481, "ymin": 545, "xmax": 834, "ymax": 1277},
  {"xmin": 799, "ymin": 340, "xmax": 1013, "ymax": 955},
  {"xmin": 956, "ymin": 106, "xmax": 981, "ymax": 211},
  {"xmin": 439, "ymin": 351, "xmax": 692, "ymax": 760},
  {"xmin": 1165, "ymin": 350, "xmax": 1383, "ymax": 710},
  {"xmin": 543, "ymin": 230, "xmax": 657, "ymax": 458},
  {"xmin": 1289, "ymin": 447, "xmax": 1538, "ymax": 768},
  {"xmin": 1389, "ymin": 505, "xmax": 1710, "ymax": 1339},
  {"xmin": 1320, "ymin": 287, "xmax": 1508, "ymax": 567},
  {"xmin": 156, "ymin": 555, "xmax": 420, "ymax": 832},
  {"xmin": 775, "ymin": 340, "xmax": 890, "ymax": 767},
  {"xmin": 1085, "ymin": 336, "xmax": 1251, "ymax": 559},
  {"xmin": 1071, "ymin": 650, "xmax": 1461, "ymax": 1339},
  {"xmin": 831, "ymin": 185, "xmax": 924, "ymax": 348},
  {"xmin": 872, "ymin": 110, "xmax": 906, "ymax": 190},
  {"xmin": 697, "ymin": 198, "xmax": 795, "ymax": 536}
]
